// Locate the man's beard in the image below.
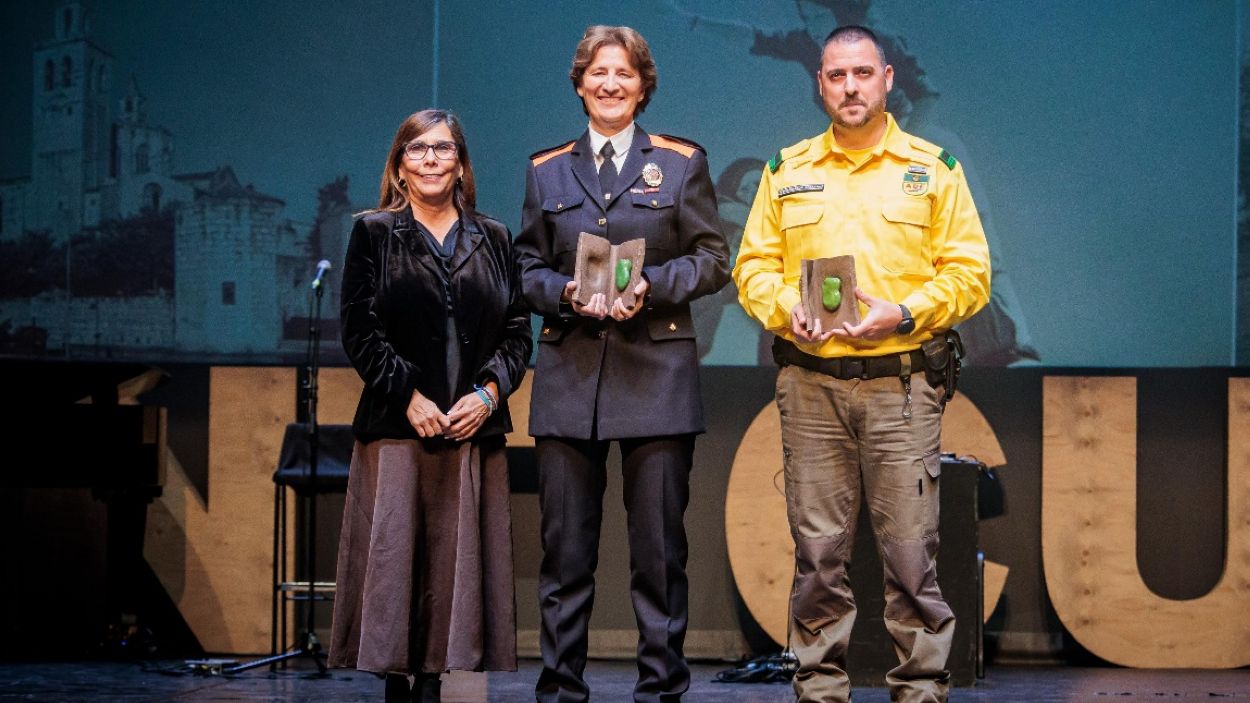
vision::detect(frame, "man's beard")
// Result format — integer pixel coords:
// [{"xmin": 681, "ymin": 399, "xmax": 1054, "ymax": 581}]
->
[{"xmin": 830, "ymin": 97, "xmax": 885, "ymax": 129}]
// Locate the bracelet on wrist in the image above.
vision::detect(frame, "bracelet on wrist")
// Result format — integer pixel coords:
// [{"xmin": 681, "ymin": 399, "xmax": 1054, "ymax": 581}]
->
[{"xmin": 473, "ymin": 384, "xmax": 497, "ymax": 414}]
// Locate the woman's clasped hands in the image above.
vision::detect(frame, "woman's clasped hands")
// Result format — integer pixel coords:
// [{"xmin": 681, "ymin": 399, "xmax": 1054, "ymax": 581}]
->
[{"xmin": 406, "ymin": 388, "xmax": 492, "ymax": 441}]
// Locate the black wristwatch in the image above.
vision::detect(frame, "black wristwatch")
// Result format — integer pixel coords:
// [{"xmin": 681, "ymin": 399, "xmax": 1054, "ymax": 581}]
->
[{"xmin": 895, "ymin": 304, "xmax": 915, "ymax": 335}]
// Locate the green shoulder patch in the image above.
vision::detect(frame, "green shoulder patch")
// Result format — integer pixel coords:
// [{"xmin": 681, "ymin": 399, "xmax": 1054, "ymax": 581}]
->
[
  {"xmin": 768, "ymin": 150, "xmax": 784, "ymax": 174},
  {"xmin": 938, "ymin": 149, "xmax": 957, "ymax": 170}
]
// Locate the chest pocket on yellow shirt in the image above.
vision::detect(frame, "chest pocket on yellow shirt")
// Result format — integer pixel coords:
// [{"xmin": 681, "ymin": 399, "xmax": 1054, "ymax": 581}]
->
[
  {"xmin": 880, "ymin": 198, "xmax": 933, "ymax": 277},
  {"xmin": 779, "ymin": 200, "xmax": 824, "ymax": 265}
]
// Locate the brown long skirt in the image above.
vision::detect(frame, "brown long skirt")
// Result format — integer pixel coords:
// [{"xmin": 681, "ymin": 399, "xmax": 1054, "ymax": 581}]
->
[{"xmin": 327, "ymin": 436, "xmax": 517, "ymax": 674}]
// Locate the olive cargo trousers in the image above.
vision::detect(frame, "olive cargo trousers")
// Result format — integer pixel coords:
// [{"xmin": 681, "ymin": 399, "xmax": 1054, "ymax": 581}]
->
[{"xmin": 776, "ymin": 364, "xmax": 955, "ymax": 703}]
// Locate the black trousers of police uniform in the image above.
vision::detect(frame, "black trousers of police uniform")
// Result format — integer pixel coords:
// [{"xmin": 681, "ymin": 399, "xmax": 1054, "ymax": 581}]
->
[{"xmin": 534, "ymin": 434, "xmax": 694, "ymax": 703}]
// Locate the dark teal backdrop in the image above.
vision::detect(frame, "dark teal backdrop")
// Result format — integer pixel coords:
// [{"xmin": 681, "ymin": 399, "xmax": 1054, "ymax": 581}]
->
[{"xmin": 0, "ymin": 0, "xmax": 1246, "ymax": 367}]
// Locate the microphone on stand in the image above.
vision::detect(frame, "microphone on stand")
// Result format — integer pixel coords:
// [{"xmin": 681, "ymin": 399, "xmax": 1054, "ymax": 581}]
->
[{"xmin": 310, "ymin": 260, "xmax": 332, "ymax": 290}]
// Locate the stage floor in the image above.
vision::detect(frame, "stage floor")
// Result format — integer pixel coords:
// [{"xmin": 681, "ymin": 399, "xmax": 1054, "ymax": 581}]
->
[{"xmin": 0, "ymin": 659, "xmax": 1247, "ymax": 701}]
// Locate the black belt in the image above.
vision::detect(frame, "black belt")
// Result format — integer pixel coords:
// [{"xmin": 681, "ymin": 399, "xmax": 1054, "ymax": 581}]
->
[{"xmin": 772, "ymin": 338, "xmax": 924, "ymax": 381}]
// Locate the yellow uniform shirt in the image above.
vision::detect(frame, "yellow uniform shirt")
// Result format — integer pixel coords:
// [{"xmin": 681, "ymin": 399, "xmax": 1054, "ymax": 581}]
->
[{"xmin": 733, "ymin": 114, "xmax": 991, "ymax": 358}]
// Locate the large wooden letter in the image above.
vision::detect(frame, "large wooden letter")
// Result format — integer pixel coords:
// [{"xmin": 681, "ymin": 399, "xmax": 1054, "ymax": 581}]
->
[
  {"xmin": 1042, "ymin": 376, "xmax": 1250, "ymax": 668},
  {"xmin": 144, "ymin": 367, "xmax": 361, "ymax": 653}
]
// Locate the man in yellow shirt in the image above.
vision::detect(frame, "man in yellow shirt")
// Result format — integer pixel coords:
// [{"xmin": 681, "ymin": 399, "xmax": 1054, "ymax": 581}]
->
[{"xmin": 733, "ymin": 25, "xmax": 991, "ymax": 703}]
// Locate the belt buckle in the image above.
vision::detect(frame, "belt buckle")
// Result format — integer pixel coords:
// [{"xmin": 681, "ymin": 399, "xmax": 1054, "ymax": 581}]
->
[{"xmin": 844, "ymin": 358, "xmax": 866, "ymax": 380}]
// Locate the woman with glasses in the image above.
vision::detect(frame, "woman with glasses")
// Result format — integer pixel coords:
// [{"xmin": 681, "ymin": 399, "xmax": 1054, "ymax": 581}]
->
[
  {"xmin": 328, "ymin": 109, "xmax": 531, "ymax": 702},
  {"xmin": 514, "ymin": 26, "xmax": 729, "ymax": 703}
]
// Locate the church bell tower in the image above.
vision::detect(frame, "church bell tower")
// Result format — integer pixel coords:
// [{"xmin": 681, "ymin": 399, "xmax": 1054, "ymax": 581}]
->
[{"xmin": 30, "ymin": 2, "xmax": 114, "ymax": 239}]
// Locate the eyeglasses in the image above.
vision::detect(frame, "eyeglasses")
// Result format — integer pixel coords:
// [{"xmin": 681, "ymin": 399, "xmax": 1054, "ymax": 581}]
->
[{"xmin": 404, "ymin": 140, "xmax": 458, "ymax": 160}]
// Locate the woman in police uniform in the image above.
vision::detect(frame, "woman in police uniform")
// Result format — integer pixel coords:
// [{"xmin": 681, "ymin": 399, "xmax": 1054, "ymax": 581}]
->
[{"xmin": 514, "ymin": 24, "xmax": 730, "ymax": 703}]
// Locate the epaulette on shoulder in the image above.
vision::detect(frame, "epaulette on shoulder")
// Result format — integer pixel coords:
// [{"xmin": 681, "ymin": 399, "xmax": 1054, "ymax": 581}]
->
[
  {"xmin": 767, "ymin": 150, "xmax": 784, "ymax": 174},
  {"xmin": 650, "ymin": 134, "xmax": 704, "ymax": 158},
  {"xmin": 530, "ymin": 140, "xmax": 576, "ymax": 166},
  {"xmin": 767, "ymin": 141, "xmax": 808, "ymax": 173},
  {"xmin": 908, "ymin": 137, "xmax": 958, "ymax": 170}
]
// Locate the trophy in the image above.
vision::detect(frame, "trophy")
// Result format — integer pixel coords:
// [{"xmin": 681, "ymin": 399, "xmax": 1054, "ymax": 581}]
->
[
  {"xmin": 799, "ymin": 255, "xmax": 860, "ymax": 333},
  {"xmin": 572, "ymin": 232, "xmax": 646, "ymax": 309}
]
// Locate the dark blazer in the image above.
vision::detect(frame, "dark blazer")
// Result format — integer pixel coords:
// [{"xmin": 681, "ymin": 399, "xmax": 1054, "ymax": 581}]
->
[
  {"xmin": 341, "ymin": 208, "xmax": 532, "ymax": 442},
  {"xmin": 515, "ymin": 127, "xmax": 730, "ymax": 439}
]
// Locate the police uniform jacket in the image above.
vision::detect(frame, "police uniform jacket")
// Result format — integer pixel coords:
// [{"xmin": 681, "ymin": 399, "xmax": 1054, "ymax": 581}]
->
[
  {"xmin": 516, "ymin": 126, "xmax": 730, "ymax": 439},
  {"xmin": 341, "ymin": 208, "xmax": 532, "ymax": 442}
]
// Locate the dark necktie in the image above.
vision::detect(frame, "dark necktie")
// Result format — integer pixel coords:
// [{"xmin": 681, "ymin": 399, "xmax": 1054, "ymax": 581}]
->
[{"xmin": 598, "ymin": 141, "xmax": 617, "ymax": 201}]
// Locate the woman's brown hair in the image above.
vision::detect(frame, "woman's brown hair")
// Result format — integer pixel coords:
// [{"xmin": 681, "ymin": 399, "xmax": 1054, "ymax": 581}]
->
[
  {"xmin": 376, "ymin": 109, "xmax": 476, "ymax": 215},
  {"xmin": 569, "ymin": 25, "xmax": 658, "ymax": 115}
]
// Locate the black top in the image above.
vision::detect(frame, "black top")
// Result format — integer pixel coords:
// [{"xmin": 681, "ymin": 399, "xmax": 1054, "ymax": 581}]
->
[
  {"xmin": 417, "ymin": 217, "xmax": 461, "ymax": 259},
  {"xmin": 416, "ymin": 217, "xmax": 464, "ymax": 396}
]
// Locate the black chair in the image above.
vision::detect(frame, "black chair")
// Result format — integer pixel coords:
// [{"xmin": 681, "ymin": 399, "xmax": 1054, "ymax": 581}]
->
[{"xmin": 271, "ymin": 423, "xmax": 354, "ymax": 659}]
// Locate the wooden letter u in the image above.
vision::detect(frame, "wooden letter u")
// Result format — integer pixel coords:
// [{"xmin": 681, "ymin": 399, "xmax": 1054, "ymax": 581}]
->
[{"xmin": 1042, "ymin": 376, "xmax": 1250, "ymax": 667}]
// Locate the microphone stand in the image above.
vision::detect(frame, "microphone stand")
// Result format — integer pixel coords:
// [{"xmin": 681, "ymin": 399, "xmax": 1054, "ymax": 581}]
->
[{"xmin": 226, "ymin": 272, "xmax": 329, "ymax": 675}]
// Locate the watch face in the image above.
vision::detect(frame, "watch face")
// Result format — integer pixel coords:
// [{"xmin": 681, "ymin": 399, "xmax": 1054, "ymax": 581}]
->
[{"xmin": 897, "ymin": 305, "xmax": 915, "ymax": 334}]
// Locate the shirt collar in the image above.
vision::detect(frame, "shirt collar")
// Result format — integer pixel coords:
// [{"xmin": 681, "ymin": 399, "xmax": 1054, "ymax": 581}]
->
[
  {"xmin": 587, "ymin": 121, "xmax": 636, "ymax": 159},
  {"xmin": 816, "ymin": 112, "xmax": 910, "ymax": 163}
]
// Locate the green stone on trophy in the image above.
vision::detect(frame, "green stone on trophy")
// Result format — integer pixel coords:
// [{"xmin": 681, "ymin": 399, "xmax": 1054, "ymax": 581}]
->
[
  {"xmin": 615, "ymin": 259, "xmax": 633, "ymax": 292},
  {"xmin": 822, "ymin": 276, "xmax": 842, "ymax": 310}
]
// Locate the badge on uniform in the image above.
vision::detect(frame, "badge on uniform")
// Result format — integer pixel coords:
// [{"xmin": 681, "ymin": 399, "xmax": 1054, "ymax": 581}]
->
[
  {"xmin": 776, "ymin": 183, "xmax": 824, "ymax": 198},
  {"xmin": 902, "ymin": 171, "xmax": 929, "ymax": 196},
  {"xmin": 642, "ymin": 163, "xmax": 663, "ymax": 187}
]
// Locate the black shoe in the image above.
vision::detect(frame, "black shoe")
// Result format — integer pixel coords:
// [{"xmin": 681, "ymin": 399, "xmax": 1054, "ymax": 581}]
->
[
  {"xmin": 413, "ymin": 673, "xmax": 441, "ymax": 703},
  {"xmin": 384, "ymin": 673, "xmax": 411, "ymax": 701}
]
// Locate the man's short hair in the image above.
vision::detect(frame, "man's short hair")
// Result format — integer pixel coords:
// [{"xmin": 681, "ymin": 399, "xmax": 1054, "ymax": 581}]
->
[{"xmin": 822, "ymin": 25, "xmax": 887, "ymax": 66}]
